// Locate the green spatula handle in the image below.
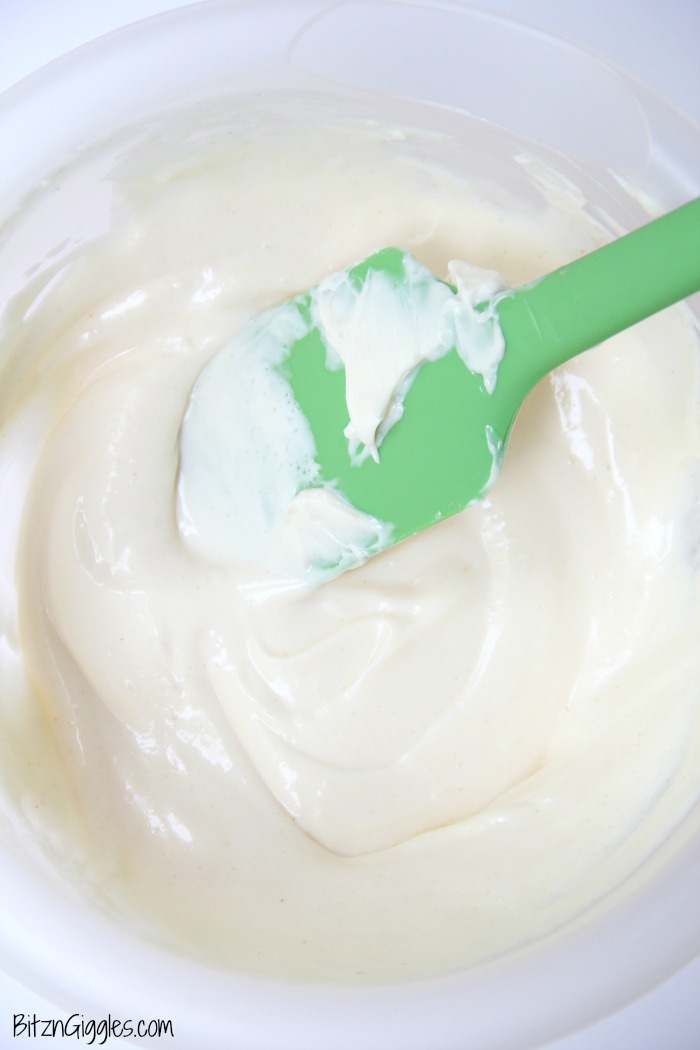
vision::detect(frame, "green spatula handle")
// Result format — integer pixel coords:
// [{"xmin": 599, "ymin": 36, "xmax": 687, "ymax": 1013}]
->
[{"xmin": 496, "ymin": 196, "xmax": 700, "ymax": 397}]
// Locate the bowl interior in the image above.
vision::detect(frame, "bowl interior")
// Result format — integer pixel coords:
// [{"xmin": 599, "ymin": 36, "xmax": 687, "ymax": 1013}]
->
[{"xmin": 1, "ymin": 3, "xmax": 699, "ymax": 1048}]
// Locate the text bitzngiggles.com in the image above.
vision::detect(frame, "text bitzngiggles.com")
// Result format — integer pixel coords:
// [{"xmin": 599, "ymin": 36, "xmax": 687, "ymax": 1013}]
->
[{"xmin": 13, "ymin": 1014, "xmax": 174, "ymax": 1045}]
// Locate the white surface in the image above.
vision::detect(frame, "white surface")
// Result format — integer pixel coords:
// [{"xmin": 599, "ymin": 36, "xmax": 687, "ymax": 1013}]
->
[
  {"xmin": 0, "ymin": 2, "xmax": 699, "ymax": 1048},
  {"xmin": 2, "ymin": 0, "xmax": 699, "ymax": 122}
]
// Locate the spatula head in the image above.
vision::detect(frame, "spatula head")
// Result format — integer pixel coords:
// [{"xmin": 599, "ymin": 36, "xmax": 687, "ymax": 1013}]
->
[{"xmin": 178, "ymin": 247, "xmax": 513, "ymax": 576}]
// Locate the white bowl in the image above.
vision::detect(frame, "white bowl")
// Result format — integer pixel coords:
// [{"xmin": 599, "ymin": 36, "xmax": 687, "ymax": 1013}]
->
[{"xmin": 1, "ymin": 3, "xmax": 699, "ymax": 1048}]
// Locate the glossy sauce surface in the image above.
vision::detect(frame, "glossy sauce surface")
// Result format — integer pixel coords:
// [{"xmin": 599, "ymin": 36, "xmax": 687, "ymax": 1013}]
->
[{"xmin": 1, "ymin": 99, "xmax": 700, "ymax": 979}]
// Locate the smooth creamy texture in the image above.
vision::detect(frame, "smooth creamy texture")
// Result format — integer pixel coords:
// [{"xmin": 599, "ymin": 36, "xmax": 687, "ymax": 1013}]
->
[
  {"xmin": 312, "ymin": 253, "xmax": 507, "ymax": 459},
  {"xmin": 1, "ymin": 100, "xmax": 700, "ymax": 980}
]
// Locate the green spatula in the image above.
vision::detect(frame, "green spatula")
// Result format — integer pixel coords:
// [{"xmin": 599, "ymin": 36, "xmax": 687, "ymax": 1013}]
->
[
  {"xmin": 273, "ymin": 197, "xmax": 700, "ymax": 555},
  {"xmin": 180, "ymin": 198, "xmax": 700, "ymax": 573}
]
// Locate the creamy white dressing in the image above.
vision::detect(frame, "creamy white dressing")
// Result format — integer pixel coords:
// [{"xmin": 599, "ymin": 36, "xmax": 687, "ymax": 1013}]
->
[
  {"xmin": 312, "ymin": 252, "xmax": 507, "ymax": 460},
  {"xmin": 1, "ymin": 99, "xmax": 700, "ymax": 980}
]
